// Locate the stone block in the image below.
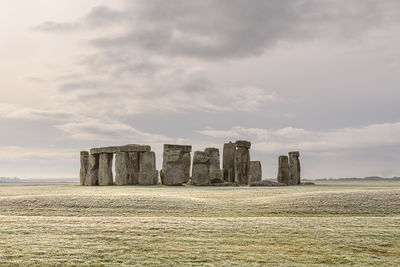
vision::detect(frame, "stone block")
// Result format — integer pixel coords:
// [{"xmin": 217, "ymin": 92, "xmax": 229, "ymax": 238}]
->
[
  {"xmin": 115, "ymin": 152, "xmax": 139, "ymax": 185},
  {"xmin": 234, "ymin": 146, "xmax": 250, "ymax": 185},
  {"xmin": 249, "ymin": 161, "xmax": 262, "ymax": 183},
  {"xmin": 223, "ymin": 142, "xmax": 236, "ymax": 182},
  {"xmin": 85, "ymin": 154, "xmax": 99, "ymax": 186},
  {"xmin": 90, "ymin": 144, "xmax": 150, "ymax": 154},
  {"xmin": 235, "ymin": 140, "xmax": 251, "ymax": 149},
  {"xmin": 98, "ymin": 153, "xmax": 113, "ymax": 185},
  {"xmin": 277, "ymin": 155, "xmax": 290, "ymax": 185},
  {"xmin": 192, "ymin": 151, "xmax": 210, "ymax": 186},
  {"xmin": 205, "ymin": 148, "xmax": 221, "ymax": 180},
  {"xmin": 163, "ymin": 150, "xmax": 186, "ymax": 185},
  {"xmin": 289, "ymin": 151, "xmax": 301, "ymax": 185},
  {"xmin": 80, "ymin": 151, "xmax": 89, "ymax": 185},
  {"xmin": 138, "ymin": 151, "xmax": 158, "ymax": 185}
]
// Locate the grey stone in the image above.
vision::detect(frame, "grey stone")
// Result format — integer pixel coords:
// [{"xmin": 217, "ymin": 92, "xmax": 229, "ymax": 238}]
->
[
  {"xmin": 205, "ymin": 148, "xmax": 221, "ymax": 180},
  {"xmin": 182, "ymin": 152, "xmax": 191, "ymax": 183},
  {"xmin": 85, "ymin": 154, "xmax": 99, "ymax": 186},
  {"xmin": 162, "ymin": 150, "xmax": 186, "ymax": 185},
  {"xmin": 249, "ymin": 180, "xmax": 286, "ymax": 187},
  {"xmin": 192, "ymin": 151, "xmax": 210, "ymax": 186},
  {"xmin": 164, "ymin": 144, "xmax": 192, "ymax": 153},
  {"xmin": 235, "ymin": 140, "xmax": 251, "ymax": 149},
  {"xmin": 98, "ymin": 153, "xmax": 113, "ymax": 185},
  {"xmin": 234, "ymin": 146, "xmax": 250, "ymax": 184},
  {"xmin": 223, "ymin": 142, "xmax": 236, "ymax": 182},
  {"xmin": 277, "ymin": 155, "xmax": 290, "ymax": 185},
  {"xmin": 90, "ymin": 144, "xmax": 150, "ymax": 154},
  {"xmin": 115, "ymin": 152, "xmax": 139, "ymax": 185},
  {"xmin": 249, "ymin": 161, "xmax": 262, "ymax": 183},
  {"xmin": 80, "ymin": 151, "xmax": 89, "ymax": 185},
  {"xmin": 138, "ymin": 151, "xmax": 158, "ymax": 185},
  {"xmin": 289, "ymin": 151, "xmax": 301, "ymax": 185}
]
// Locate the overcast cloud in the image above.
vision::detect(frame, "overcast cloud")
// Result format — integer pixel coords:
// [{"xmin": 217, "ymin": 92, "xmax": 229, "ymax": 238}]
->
[{"xmin": 1, "ymin": 0, "xmax": 400, "ymax": 178}]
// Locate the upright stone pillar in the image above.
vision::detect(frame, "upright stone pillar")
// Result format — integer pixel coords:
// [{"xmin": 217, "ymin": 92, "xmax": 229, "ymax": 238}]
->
[
  {"xmin": 138, "ymin": 151, "xmax": 158, "ymax": 185},
  {"xmin": 85, "ymin": 154, "xmax": 99, "ymax": 186},
  {"xmin": 192, "ymin": 151, "xmax": 211, "ymax": 186},
  {"xmin": 80, "ymin": 151, "xmax": 89, "ymax": 185},
  {"xmin": 234, "ymin": 140, "xmax": 251, "ymax": 185},
  {"xmin": 249, "ymin": 161, "xmax": 262, "ymax": 183},
  {"xmin": 128, "ymin": 152, "xmax": 139, "ymax": 185},
  {"xmin": 289, "ymin": 151, "xmax": 301, "ymax": 185},
  {"xmin": 277, "ymin": 155, "xmax": 290, "ymax": 185},
  {"xmin": 205, "ymin": 148, "xmax": 221, "ymax": 180},
  {"xmin": 162, "ymin": 144, "xmax": 192, "ymax": 185},
  {"xmin": 223, "ymin": 142, "xmax": 236, "ymax": 182},
  {"xmin": 98, "ymin": 153, "xmax": 114, "ymax": 185}
]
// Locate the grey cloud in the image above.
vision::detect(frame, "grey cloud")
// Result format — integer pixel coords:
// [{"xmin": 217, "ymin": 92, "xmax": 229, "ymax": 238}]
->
[
  {"xmin": 32, "ymin": 21, "xmax": 79, "ymax": 32},
  {"xmin": 86, "ymin": 0, "xmax": 399, "ymax": 60}
]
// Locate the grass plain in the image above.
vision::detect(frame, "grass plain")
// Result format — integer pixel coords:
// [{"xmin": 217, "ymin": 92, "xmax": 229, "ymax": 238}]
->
[{"xmin": 0, "ymin": 181, "xmax": 399, "ymax": 266}]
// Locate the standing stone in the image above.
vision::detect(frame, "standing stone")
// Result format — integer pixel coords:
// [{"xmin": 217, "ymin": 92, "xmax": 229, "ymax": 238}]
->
[
  {"xmin": 205, "ymin": 148, "xmax": 221, "ymax": 180},
  {"xmin": 138, "ymin": 151, "xmax": 158, "ymax": 185},
  {"xmin": 182, "ymin": 152, "xmax": 191, "ymax": 183},
  {"xmin": 80, "ymin": 151, "xmax": 89, "ymax": 185},
  {"xmin": 223, "ymin": 142, "xmax": 236, "ymax": 182},
  {"xmin": 115, "ymin": 152, "xmax": 139, "ymax": 185},
  {"xmin": 234, "ymin": 140, "xmax": 251, "ymax": 185},
  {"xmin": 277, "ymin": 156, "xmax": 290, "ymax": 185},
  {"xmin": 289, "ymin": 151, "xmax": 301, "ymax": 185},
  {"xmin": 162, "ymin": 144, "xmax": 192, "ymax": 185},
  {"xmin": 98, "ymin": 153, "xmax": 114, "ymax": 185},
  {"xmin": 85, "ymin": 154, "xmax": 99, "ymax": 186},
  {"xmin": 192, "ymin": 151, "xmax": 211, "ymax": 186},
  {"xmin": 249, "ymin": 161, "xmax": 262, "ymax": 183},
  {"xmin": 163, "ymin": 150, "xmax": 186, "ymax": 185},
  {"xmin": 128, "ymin": 152, "xmax": 139, "ymax": 185}
]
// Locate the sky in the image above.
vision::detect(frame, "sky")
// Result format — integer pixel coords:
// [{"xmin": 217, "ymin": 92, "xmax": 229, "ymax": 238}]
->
[{"xmin": 1, "ymin": 0, "xmax": 400, "ymax": 179}]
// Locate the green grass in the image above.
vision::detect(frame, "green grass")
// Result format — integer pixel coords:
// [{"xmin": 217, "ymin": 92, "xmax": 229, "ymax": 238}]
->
[{"xmin": 0, "ymin": 181, "xmax": 399, "ymax": 266}]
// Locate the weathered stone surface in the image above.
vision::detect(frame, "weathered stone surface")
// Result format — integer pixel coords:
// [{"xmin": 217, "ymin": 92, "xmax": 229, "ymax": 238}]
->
[
  {"xmin": 277, "ymin": 155, "xmax": 290, "ymax": 185},
  {"xmin": 223, "ymin": 142, "xmax": 236, "ymax": 182},
  {"xmin": 235, "ymin": 140, "xmax": 251, "ymax": 149},
  {"xmin": 192, "ymin": 151, "xmax": 210, "ymax": 186},
  {"xmin": 249, "ymin": 180, "xmax": 286, "ymax": 187},
  {"xmin": 98, "ymin": 153, "xmax": 113, "ymax": 185},
  {"xmin": 249, "ymin": 161, "xmax": 262, "ymax": 183},
  {"xmin": 115, "ymin": 152, "xmax": 139, "ymax": 185},
  {"xmin": 128, "ymin": 152, "xmax": 139, "ymax": 185},
  {"xmin": 163, "ymin": 150, "xmax": 186, "ymax": 185},
  {"xmin": 289, "ymin": 151, "xmax": 301, "ymax": 185},
  {"xmin": 80, "ymin": 151, "xmax": 89, "ymax": 185},
  {"xmin": 234, "ymin": 146, "xmax": 250, "ymax": 184},
  {"xmin": 182, "ymin": 152, "xmax": 191, "ymax": 183},
  {"xmin": 85, "ymin": 154, "xmax": 99, "ymax": 186},
  {"xmin": 90, "ymin": 144, "xmax": 150, "ymax": 154},
  {"xmin": 163, "ymin": 144, "xmax": 192, "ymax": 153},
  {"xmin": 138, "ymin": 151, "xmax": 158, "ymax": 185},
  {"xmin": 205, "ymin": 148, "xmax": 221, "ymax": 180}
]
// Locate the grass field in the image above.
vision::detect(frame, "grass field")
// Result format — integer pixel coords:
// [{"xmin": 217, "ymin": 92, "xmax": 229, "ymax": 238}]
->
[{"xmin": 0, "ymin": 181, "xmax": 399, "ymax": 266}]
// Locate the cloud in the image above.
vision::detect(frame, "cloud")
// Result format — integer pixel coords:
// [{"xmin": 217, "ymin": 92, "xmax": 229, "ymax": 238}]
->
[
  {"xmin": 0, "ymin": 104, "xmax": 72, "ymax": 121},
  {"xmin": 198, "ymin": 122, "xmax": 400, "ymax": 155}
]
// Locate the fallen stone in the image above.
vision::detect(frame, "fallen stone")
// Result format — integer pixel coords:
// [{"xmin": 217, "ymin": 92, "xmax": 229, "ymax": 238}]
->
[
  {"xmin": 205, "ymin": 147, "xmax": 221, "ymax": 180},
  {"xmin": 90, "ymin": 144, "xmax": 151, "ymax": 154},
  {"xmin": 98, "ymin": 153, "xmax": 114, "ymax": 185},
  {"xmin": 289, "ymin": 151, "xmax": 301, "ymax": 185},
  {"xmin": 210, "ymin": 178, "xmax": 225, "ymax": 184},
  {"xmin": 138, "ymin": 151, "xmax": 158, "ymax": 185},
  {"xmin": 234, "ymin": 146, "xmax": 250, "ymax": 185},
  {"xmin": 235, "ymin": 140, "xmax": 251, "ymax": 149},
  {"xmin": 223, "ymin": 142, "xmax": 236, "ymax": 182},
  {"xmin": 249, "ymin": 180, "xmax": 287, "ymax": 187},
  {"xmin": 80, "ymin": 151, "xmax": 89, "ymax": 185},
  {"xmin": 192, "ymin": 151, "xmax": 210, "ymax": 186},
  {"xmin": 85, "ymin": 154, "xmax": 99, "ymax": 186},
  {"xmin": 277, "ymin": 155, "xmax": 290, "ymax": 185},
  {"xmin": 249, "ymin": 161, "xmax": 262, "ymax": 183}
]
